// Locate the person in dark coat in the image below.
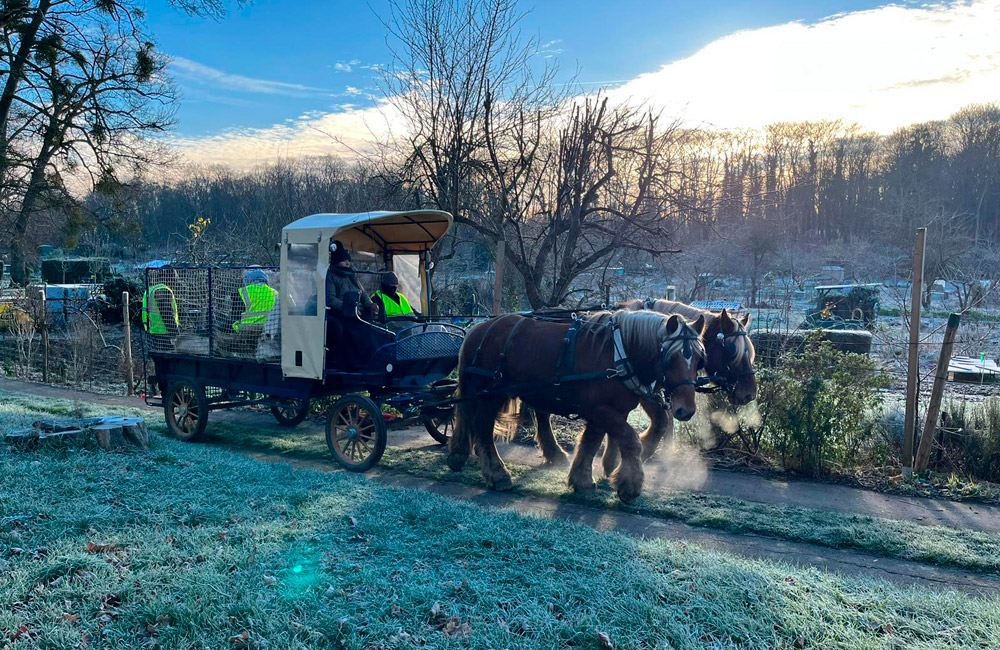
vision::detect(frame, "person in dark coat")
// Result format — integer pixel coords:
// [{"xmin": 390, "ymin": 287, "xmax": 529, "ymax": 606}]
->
[{"xmin": 325, "ymin": 241, "xmax": 387, "ymax": 370}]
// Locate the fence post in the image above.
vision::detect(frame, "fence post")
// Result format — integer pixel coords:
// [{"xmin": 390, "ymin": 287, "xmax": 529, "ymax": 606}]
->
[
  {"xmin": 914, "ymin": 312, "xmax": 961, "ymax": 472},
  {"xmin": 39, "ymin": 289, "xmax": 49, "ymax": 383},
  {"xmin": 122, "ymin": 291, "xmax": 134, "ymax": 396},
  {"xmin": 902, "ymin": 227, "xmax": 926, "ymax": 479},
  {"xmin": 492, "ymin": 239, "xmax": 505, "ymax": 316}
]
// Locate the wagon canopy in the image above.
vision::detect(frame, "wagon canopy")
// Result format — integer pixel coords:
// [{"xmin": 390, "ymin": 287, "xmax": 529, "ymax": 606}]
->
[
  {"xmin": 279, "ymin": 210, "xmax": 453, "ymax": 381},
  {"xmin": 281, "ymin": 210, "xmax": 453, "ymax": 253}
]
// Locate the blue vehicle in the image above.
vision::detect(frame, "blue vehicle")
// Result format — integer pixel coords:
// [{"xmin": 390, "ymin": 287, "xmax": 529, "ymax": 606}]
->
[{"xmin": 144, "ymin": 211, "xmax": 462, "ymax": 471}]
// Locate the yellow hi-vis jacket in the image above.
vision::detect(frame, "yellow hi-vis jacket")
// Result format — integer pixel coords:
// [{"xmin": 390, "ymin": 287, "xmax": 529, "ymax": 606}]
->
[
  {"xmin": 234, "ymin": 283, "xmax": 277, "ymax": 331},
  {"xmin": 142, "ymin": 284, "xmax": 179, "ymax": 335},
  {"xmin": 372, "ymin": 290, "xmax": 414, "ymax": 317}
]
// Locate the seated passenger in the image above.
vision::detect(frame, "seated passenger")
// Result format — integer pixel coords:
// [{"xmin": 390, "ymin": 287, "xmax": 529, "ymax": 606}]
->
[
  {"xmin": 233, "ymin": 268, "xmax": 278, "ymax": 332},
  {"xmin": 325, "ymin": 241, "xmax": 386, "ymax": 370},
  {"xmin": 371, "ymin": 271, "xmax": 420, "ymax": 322}
]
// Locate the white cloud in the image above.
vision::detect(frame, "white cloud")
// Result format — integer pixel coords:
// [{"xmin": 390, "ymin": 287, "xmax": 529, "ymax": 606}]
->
[
  {"xmin": 605, "ymin": 0, "xmax": 1000, "ymax": 132},
  {"xmin": 333, "ymin": 62, "xmax": 353, "ymax": 72},
  {"xmin": 344, "ymin": 86, "xmax": 363, "ymax": 96},
  {"xmin": 172, "ymin": 0, "xmax": 1000, "ymax": 168},
  {"xmin": 172, "ymin": 101, "xmax": 403, "ymax": 168},
  {"xmin": 171, "ymin": 56, "xmax": 330, "ymax": 96}
]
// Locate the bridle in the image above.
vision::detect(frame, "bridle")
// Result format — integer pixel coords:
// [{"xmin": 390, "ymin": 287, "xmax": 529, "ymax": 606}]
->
[
  {"xmin": 694, "ymin": 328, "xmax": 757, "ymax": 395},
  {"xmin": 658, "ymin": 329, "xmax": 704, "ymax": 396}
]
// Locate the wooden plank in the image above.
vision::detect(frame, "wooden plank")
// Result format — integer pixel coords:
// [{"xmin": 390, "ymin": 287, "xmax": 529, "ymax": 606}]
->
[
  {"xmin": 915, "ymin": 312, "xmax": 961, "ymax": 472},
  {"xmin": 902, "ymin": 227, "xmax": 926, "ymax": 478}
]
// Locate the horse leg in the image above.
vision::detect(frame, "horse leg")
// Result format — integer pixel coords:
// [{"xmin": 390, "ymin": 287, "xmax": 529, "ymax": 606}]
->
[
  {"xmin": 472, "ymin": 397, "xmax": 514, "ymax": 491},
  {"xmin": 605, "ymin": 412, "xmax": 644, "ymax": 504},
  {"xmin": 534, "ymin": 409, "xmax": 570, "ymax": 466},
  {"xmin": 601, "ymin": 435, "xmax": 620, "ymax": 478},
  {"xmin": 567, "ymin": 422, "xmax": 605, "ymax": 493},
  {"xmin": 638, "ymin": 399, "xmax": 674, "ymax": 462}
]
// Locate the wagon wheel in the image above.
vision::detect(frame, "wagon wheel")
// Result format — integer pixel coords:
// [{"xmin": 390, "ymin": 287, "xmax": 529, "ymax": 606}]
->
[
  {"xmin": 423, "ymin": 409, "xmax": 454, "ymax": 445},
  {"xmin": 326, "ymin": 395, "xmax": 387, "ymax": 472},
  {"xmin": 270, "ymin": 397, "xmax": 310, "ymax": 427},
  {"xmin": 165, "ymin": 379, "xmax": 208, "ymax": 441}
]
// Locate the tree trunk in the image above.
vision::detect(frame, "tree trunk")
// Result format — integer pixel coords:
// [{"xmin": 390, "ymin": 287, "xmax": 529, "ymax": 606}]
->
[
  {"xmin": 0, "ymin": 0, "xmax": 52, "ymax": 170},
  {"xmin": 9, "ymin": 115, "xmax": 60, "ymax": 285}
]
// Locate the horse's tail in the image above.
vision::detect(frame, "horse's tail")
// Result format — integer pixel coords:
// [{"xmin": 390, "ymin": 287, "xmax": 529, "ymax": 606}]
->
[{"xmin": 493, "ymin": 397, "xmax": 521, "ymax": 443}]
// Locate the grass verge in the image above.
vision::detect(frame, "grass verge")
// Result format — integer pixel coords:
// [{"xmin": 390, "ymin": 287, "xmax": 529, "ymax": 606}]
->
[
  {"xmin": 203, "ymin": 412, "xmax": 1000, "ymax": 575},
  {"xmin": 1, "ymin": 399, "xmax": 1000, "ymax": 649}
]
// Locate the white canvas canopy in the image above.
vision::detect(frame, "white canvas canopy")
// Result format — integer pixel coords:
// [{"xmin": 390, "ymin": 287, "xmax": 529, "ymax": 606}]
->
[{"xmin": 279, "ymin": 211, "xmax": 453, "ymax": 380}]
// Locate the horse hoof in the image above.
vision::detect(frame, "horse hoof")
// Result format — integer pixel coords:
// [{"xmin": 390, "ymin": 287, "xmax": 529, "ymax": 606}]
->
[
  {"xmin": 488, "ymin": 474, "xmax": 514, "ymax": 492},
  {"xmin": 569, "ymin": 478, "xmax": 596, "ymax": 493},
  {"xmin": 615, "ymin": 481, "xmax": 642, "ymax": 504},
  {"xmin": 446, "ymin": 452, "xmax": 468, "ymax": 472},
  {"xmin": 611, "ymin": 473, "xmax": 643, "ymax": 504}
]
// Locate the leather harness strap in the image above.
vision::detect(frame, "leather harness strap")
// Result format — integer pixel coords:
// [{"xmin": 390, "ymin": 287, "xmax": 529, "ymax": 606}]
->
[{"xmin": 461, "ymin": 313, "xmax": 698, "ymax": 408}]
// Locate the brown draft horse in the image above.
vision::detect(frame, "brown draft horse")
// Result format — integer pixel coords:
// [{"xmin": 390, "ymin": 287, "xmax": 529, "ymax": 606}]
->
[
  {"xmin": 448, "ymin": 310, "xmax": 705, "ymax": 503},
  {"xmin": 532, "ymin": 301, "xmax": 757, "ymax": 475}
]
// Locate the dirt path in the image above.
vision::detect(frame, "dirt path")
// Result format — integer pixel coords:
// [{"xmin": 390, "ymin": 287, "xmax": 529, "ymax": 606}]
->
[
  {"xmin": 6, "ymin": 376, "xmax": 998, "ymax": 535},
  {"xmin": 4, "ymin": 377, "xmax": 1000, "ymax": 595}
]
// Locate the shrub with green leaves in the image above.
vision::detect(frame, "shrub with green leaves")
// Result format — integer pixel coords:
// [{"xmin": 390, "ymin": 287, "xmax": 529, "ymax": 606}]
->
[{"xmin": 758, "ymin": 331, "xmax": 891, "ymax": 476}]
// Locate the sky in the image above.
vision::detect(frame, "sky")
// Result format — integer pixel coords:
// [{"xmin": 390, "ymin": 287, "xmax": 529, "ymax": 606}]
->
[{"xmin": 146, "ymin": 0, "xmax": 1000, "ymax": 167}]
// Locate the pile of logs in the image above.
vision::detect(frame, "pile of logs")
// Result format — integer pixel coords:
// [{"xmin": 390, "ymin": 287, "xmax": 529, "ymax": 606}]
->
[{"xmin": 5, "ymin": 417, "xmax": 149, "ymax": 450}]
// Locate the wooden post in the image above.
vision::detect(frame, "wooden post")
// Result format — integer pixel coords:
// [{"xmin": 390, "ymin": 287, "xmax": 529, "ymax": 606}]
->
[
  {"xmin": 492, "ymin": 239, "xmax": 506, "ymax": 316},
  {"xmin": 902, "ymin": 227, "xmax": 926, "ymax": 478},
  {"xmin": 40, "ymin": 288, "xmax": 49, "ymax": 383},
  {"xmin": 122, "ymin": 291, "xmax": 134, "ymax": 396},
  {"xmin": 914, "ymin": 312, "xmax": 961, "ymax": 472}
]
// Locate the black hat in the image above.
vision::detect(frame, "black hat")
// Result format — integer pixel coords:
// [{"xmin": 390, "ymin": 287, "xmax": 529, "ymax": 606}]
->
[
  {"xmin": 330, "ymin": 240, "xmax": 351, "ymax": 265},
  {"xmin": 380, "ymin": 271, "xmax": 399, "ymax": 288}
]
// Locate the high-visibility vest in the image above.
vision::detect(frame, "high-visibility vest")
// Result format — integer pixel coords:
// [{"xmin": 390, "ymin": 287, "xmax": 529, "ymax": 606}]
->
[
  {"xmin": 234, "ymin": 283, "xmax": 277, "ymax": 331},
  {"xmin": 142, "ymin": 284, "xmax": 179, "ymax": 335},
  {"xmin": 373, "ymin": 290, "xmax": 414, "ymax": 317}
]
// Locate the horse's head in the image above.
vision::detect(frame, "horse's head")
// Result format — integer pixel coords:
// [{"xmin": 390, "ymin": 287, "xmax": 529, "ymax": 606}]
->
[
  {"xmin": 703, "ymin": 309, "xmax": 757, "ymax": 405},
  {"xmin": 659, "ymin": 313, "xmax": 706, "ymax": 421}
]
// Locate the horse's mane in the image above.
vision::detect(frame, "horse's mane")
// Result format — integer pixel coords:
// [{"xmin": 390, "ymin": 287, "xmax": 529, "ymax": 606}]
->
[
  {"xmin": 616, "ymin": 310, "xmax": 705, "ymax": 370},
  {"xmin": 623, "ymin": 299, "xmax": 755, "ymax": 366}
]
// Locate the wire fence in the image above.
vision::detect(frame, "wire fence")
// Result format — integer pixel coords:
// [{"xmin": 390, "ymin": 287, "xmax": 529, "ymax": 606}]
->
[
  {"xmin": 0, "ymin": 287, "xmax": 140, "ymax": 393},
  {"xmin": 3, "ymin": 274, "xmax": 1000, "ymax": 398}
]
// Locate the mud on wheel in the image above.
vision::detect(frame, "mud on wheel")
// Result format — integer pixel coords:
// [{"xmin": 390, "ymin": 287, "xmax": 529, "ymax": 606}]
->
[
  {"xmin": 165, "ymin": 378, "xmax": 208, "ymax": 441},
  {"xmin": 326, "ymin": 394, "xmax": 387, "ymax": 472},
  {"xmin": 270, "ymin": 397, "xmax": 310, "ymax": 427}
]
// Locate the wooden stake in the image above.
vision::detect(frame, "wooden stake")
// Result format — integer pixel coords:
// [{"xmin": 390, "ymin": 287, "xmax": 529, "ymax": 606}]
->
[
  {"xmin": 123, "ymin": 291, "xmax": 134, "ymax": 396},
  {"xmin": 914, "ymin": 312, "xmax": 961, "ymax": 472},
  {"xmin": 492, "ymin": 239, "xmax": 506, "ymax": 316},
  {"xmin": 902, "ymin": 227, "xmax": 926, "ymax": 478},
  {"xmin": 40, "ymin": 288, "xmax": 48, "ymax": 383}
]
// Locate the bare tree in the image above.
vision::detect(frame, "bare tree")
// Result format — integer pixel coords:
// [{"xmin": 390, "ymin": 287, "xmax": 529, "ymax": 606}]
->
[{"xmin": 480, "ymin": 95, "xmax": 684, "ymax": 308}]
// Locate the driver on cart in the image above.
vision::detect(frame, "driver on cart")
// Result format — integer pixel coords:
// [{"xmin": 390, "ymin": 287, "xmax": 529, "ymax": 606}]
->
[
  {"xmin": 372, "ymin": 271, "xmax": 420, "ymax": 327},
  {"xmin": 326, "ymin": 241, "xmax": 387, "ymax": 370}
]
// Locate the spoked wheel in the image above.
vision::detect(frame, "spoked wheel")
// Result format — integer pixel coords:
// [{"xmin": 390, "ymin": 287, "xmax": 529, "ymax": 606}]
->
[
  {"xmin": 326, "ymin": 395, "xmax": 387, "ymax": 472},
  {"xmin": 165, "ymin": 379, "xmax": 208, "ymax": 441},
  {"xmin": 270, "ymin": 397, "xmax": 310, "ymax": 427},
  {"xmin": 423, "ymin": 409, "xmax": 454, "ymax": 445}
]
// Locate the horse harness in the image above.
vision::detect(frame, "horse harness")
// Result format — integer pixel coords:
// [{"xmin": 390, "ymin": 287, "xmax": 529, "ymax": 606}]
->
[{"xmin": 463, "ymin": 314, "xmax": 693, "ymax": 410}]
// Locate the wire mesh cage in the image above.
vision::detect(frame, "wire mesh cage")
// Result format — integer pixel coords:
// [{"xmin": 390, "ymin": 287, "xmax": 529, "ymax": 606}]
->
[{"xmin": 143, "ymin": 267, "xmax": 280, "ymax": 362}]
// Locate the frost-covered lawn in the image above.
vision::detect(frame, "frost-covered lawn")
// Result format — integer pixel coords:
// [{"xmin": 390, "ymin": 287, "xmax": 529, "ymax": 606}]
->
[{"xmin": 1, "ymin": 391, "xmax": 999, "ymax": 649}]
